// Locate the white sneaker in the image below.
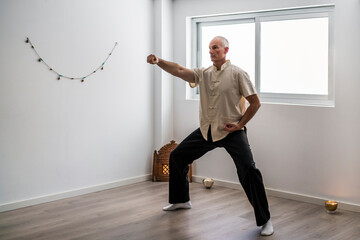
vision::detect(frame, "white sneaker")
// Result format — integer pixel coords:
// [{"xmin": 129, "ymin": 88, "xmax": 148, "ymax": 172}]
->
[
  {"xmin": 260, "ymin": 220, "xmax": 274, "ymax": 236},
  {"xmin": 162, "ymin": 201, "xmax": 192, "ymax": 211}
]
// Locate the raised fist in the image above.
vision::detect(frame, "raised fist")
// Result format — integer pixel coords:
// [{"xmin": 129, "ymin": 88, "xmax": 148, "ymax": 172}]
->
[{"xmin": 147, "ymin": 54, "xmax": 159, "ymax": 64}]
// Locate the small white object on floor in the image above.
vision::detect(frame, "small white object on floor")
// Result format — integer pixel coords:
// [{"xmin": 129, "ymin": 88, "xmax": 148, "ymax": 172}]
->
[
  {"xmin": 162, "ymin": 201, "xmax": 192, "ymax": 211},
  {"xmin": 260, "ymin": 219, "xmax": 274, "ymax": 236}
]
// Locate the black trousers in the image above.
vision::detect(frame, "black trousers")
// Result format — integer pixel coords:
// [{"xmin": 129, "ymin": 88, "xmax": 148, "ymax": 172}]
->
[{"xmin": 168, "ymin": 127, "xmax": 270, "ymax": 226}]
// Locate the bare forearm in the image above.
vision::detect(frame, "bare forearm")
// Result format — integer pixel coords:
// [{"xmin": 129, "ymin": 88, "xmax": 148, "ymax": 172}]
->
[
  {"xmin": 237, "ymin": 102, "xmax": 261, "ymax": 128},
  {"xmin": 147, "ymin": 54, "xmax": 194, "ymax": 83},
  {"xmin": 223, "ymin": 94, "xmax": 261, "ymax": 133},
  {"xmin": 157, "ymin": 58, "xmax": 184, "ymax": 77}
]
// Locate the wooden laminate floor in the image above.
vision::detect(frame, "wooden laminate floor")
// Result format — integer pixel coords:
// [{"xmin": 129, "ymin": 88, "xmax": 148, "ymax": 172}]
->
[{"xmin": 1, "ymin": 181, "xmax": 360, "ymax": 240}]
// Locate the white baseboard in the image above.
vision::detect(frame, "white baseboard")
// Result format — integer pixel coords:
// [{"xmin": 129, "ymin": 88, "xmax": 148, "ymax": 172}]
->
[
  {"xmin": 3, "ymin": 174, "xmax": 359, "ymax": 214},
  {"xmin": 0, "ymin": 174, "xmax": 151, "ymax": 213},
  {"xmin": 192, "ymin": 175, "xmax": 360, "ymax": 213}
]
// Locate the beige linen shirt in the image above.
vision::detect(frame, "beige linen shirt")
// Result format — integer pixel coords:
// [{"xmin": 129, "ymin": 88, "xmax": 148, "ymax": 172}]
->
[{"xmin": 190, "ymin": 61, "xmax": 257, "ymax": 142}]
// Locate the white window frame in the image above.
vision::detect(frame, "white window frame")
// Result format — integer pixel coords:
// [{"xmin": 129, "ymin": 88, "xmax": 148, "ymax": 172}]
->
[{"xmin": 187, "ymin": 5, "xmax": 335, "ymax": 107}]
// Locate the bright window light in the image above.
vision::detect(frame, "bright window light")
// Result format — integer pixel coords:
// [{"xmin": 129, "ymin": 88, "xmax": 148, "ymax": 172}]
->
[
  {"xmin": 190, "ymin": 5, "xmax": 334, "ymax": 106},
  {"xmin": 260, "ymin": 17, "xmax": 329, "ymax": 95}
]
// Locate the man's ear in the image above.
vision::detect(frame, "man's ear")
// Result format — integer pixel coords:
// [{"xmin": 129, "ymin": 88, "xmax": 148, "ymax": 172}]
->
[{"xmin": 224, "ymin": 47, "xmax": 229, "ymax": 54}]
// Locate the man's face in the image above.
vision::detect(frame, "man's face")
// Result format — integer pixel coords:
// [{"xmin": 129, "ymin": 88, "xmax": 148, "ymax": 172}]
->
[{"xmin": 209, "ymin": 38, "xmax": 228, "ymax": 63}]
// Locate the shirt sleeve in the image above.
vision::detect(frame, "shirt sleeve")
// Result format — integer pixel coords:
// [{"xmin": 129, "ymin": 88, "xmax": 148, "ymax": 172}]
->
[
  {"xmin": 239, "ymin": 71, "xmax": 257, "ymax": 97},
  {"xmin": 189, "ymin": 68, "xmax": 201, "ymax": 88}
]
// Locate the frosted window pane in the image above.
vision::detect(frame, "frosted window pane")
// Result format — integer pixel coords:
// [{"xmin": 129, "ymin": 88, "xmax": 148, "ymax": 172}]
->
[
  {"xmin": 201, "ymin": 23, "xmax": 255, "ymax": 84},
  {"xmin": 261, "ymin": 18, "xmax": 328, "ymax": 95}
]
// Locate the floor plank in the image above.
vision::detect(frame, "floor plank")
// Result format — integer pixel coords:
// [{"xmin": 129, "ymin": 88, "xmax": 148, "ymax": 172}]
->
[{"xmin": 1, "ymin": 181, "xmax": 359, "ymax": 240}]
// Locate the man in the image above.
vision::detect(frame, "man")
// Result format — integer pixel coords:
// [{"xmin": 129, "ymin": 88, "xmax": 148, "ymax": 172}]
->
[{"xmin": 147, "ymin": 36, "xmax": 274, "ymax": 236}]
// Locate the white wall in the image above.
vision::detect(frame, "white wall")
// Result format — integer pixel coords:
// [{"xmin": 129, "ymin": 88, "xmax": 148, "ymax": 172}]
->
[
  {"xmin": 0, "ymin": 0, "xmax": 154, "ymax": 208},
  {"xmin": 153, "ymin": 0, "xmax": 174, "ymax": 149},
  {"xmin": 173, "ymin": 0, "xmax": 360, "ymax": 206}
]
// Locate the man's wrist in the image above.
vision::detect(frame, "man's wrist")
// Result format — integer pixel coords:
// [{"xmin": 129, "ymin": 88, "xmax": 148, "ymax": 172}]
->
[
  {"xmin": 237, "ymin": 123, "xmax": 245, "ymax": 130},
  {"xmin": 157, "ymin": 58, "xmax": 163, "ymax": 65}
]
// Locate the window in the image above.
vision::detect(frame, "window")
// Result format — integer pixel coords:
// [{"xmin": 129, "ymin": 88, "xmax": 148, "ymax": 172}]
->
[{"xmin": 188, "ymin": 5, "xmax": 334, "ymax": 106}]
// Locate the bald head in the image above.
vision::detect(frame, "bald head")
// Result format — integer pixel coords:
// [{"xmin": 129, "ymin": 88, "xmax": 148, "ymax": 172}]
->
[{"xmin": 211, "ymin": 36, "xmax": 229, "ymax": 49}]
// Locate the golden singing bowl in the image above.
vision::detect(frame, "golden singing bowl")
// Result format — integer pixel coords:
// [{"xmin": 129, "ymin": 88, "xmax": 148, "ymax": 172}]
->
[
  {"xmin": 325, "ymin": 201, "xmax": 338, "ymax": 213},
  {"xmin": 202, "ymin": 178, "xmax": 214, "ymax": 189}
]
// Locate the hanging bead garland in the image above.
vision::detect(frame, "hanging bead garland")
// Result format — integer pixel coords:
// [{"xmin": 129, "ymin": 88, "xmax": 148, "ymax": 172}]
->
[{"xmin": 25, "ymin": 37, "xmax": 117, "ymax": 83}]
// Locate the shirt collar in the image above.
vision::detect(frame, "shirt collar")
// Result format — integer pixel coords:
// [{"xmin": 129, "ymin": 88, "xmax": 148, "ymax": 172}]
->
[{"xmin": 212, "ymin": 60, "xmax": 231, "ymax": 72}]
